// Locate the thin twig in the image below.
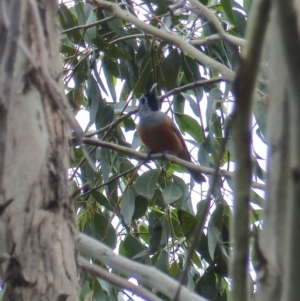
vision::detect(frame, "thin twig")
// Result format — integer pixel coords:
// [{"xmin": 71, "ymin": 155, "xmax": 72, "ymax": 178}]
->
[
  {"xmin": 61, "ymin": 16, "xmax": 115, "ymax": 34},
  {"xmin": 84, "ymin": 110, "xmax": 136, "ymax": 138},
  {"xmin": 81, "ymin": 161, "xmax": 144, "ymax": 197},
  {"xmin": 160, "ymin": 77, "xmax": 225, "ymax": 101}
]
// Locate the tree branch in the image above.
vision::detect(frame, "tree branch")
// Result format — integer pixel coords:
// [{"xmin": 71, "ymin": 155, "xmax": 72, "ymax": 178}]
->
[
  {"xmin": 160, "ymin": 77, "xmax": 225, "ymax": 100},
  {"xmin": 189, "ymin": 0, "xmax": 246, "ymax": 48},
  {"xmin": 230, "ymin": 0, "xmax": 271, "ymax": 300},
  {"xmin": 61, "ymin": 16, "xmax": 115, "ymax": 34},
  {"xmin": 275, "ymin": 0, "xmax": 300, "ymax": 299},
  {"xmin": 82, "ymin": 137, "xmax": 265, "ymax": 190},
  {"xmin": 78, "ymin": 257, "xmax": 164, "ymax": 301},
  {"xmin": 78, "ymin": 233, "xmax": 209, "ymax": 301},
  {"xmin": 87, "ymin": 0, "xmax": 235, "ymax": 82}
]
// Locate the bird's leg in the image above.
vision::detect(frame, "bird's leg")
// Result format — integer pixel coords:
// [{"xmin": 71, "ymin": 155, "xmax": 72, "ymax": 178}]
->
[
  {"xmin": 146, "ymin": 151, "xmax": 155, "ymax": 161},
  {"xmin": 161, "ymin": 150, "xmax": 175, "ymax": 159}
]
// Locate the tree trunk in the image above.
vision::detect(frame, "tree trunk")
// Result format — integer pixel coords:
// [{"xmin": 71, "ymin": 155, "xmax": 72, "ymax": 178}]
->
[
  {"xmin": 257, "ymin": 1, "xmax": 300, "ymax": 300},
  {"xmin": 0, "ymin": 0, "xmax": 78, "ymax": 300}
]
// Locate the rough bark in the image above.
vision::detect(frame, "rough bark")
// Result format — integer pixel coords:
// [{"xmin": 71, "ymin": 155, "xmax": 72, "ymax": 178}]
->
[{"xmin": 0, "ymin": 0, "xmax": 79, "ymax": 300}]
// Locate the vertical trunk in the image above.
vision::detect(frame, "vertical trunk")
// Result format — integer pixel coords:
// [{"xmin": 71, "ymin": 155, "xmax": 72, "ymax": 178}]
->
[
  {"xmin": 257, "ymin": 1, "xmax": 300, "ymax": 300},
  {"xmin": 0, "ymin": 0, "xmax": 78, "ymax": 300}
]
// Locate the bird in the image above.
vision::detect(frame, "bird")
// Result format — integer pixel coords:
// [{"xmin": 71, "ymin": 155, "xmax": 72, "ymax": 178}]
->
[{"xmin": 136, "ymin": 85, "xmax": 206, "ymax": 183}]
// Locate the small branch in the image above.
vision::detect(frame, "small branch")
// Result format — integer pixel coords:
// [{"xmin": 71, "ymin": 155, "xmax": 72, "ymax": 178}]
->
[
  {"xmin": 190, "ymin": 34, "xmax": 223, "ymax": 46},
  {"xmin": 78, "ymin": 233, "xmax": 209, "ymax": 301},
  {"xmin": 189, "ymin": 0, "xmax": 247, "ymax": 48},
  {"xmin": 84, "ymin": 110, "xmax": 136, "ymax": 138},
  {"xmin": 82, "ymin": 138, "xmax": 265, "ymax": 190},
  {"xmin": 61, "ymin": 16, "xmax": 115, "ymax": 34},
  {"xmin": 78, "ymin": 257, "xmax": 164, "ymax": 301},
  {"xmin": 110, "ymin": 33, "xmax": 151, "ymax": 44},
  {"xmin": 87, "ymin": 0, "xmax": 235, "ymax": 82},
  {"xmin": 160, "ymin": 77, "xmax": 225, "ymax": 100},
  {"xmin": 81, "ymin": 161, "xmax": 144, "ymax": 197}
]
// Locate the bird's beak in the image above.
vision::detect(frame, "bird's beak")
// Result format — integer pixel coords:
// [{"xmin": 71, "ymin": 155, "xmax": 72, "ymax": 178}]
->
[{"xmin": 150, "ymin": 83, "xmax": 157, "ymax": 95}]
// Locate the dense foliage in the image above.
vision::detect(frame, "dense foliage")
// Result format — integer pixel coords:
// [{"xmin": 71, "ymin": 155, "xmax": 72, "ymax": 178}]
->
[{"xmin": 60, "ymin": 0, "xmax": 266, "ymax": 300}]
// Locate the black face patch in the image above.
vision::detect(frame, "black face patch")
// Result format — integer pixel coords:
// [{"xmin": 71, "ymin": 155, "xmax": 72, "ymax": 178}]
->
[{"xmin": 140, "ymin": 90, "xmax": 159, "ymax": 111}]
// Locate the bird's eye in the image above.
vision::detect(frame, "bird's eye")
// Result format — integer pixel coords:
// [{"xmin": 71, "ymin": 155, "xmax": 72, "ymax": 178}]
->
[{"xmin": 140, "ymin": 97, "xmax": 146, "ymax": 104}]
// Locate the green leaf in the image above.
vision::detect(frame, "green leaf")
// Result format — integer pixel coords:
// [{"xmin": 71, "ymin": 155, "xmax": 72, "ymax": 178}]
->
[
  {"xmin": 181, "ymin": 54, "xmax": 203, "ymax": 99},
  {"xmin": 120, "ymin": 188, "xmax": 135, "ymax": 226},
  {"xmin": 206, "ymin": 88, "xmax": 222, "ymax": 131},
  {"xmin": 132, "ymin": 196, "xmax": 148, "ymax": 220},
  {"xmin": 148, "ymin": 211, "xmax": 163, "ymax": 254},
  {"xmin": 195, "ymin": 270, "xmax": 217, "ymax": 300},
  {"xmin": 196, "ymin": 232, "xmax": 212, "ymax": 263},
  {"xmin": 254, "ymin": 101, "xmax": 267, "ymax": 140},
  {"xmin": 96, "ymin": 104, "xmax": 115, "ymax": 133},
  {"xmin": 102, "ymin": 58, "xmax": 117, "ymax": 102},
  {"xmin": 153, "ymin": 250, "xmax": 168, "ymax": 273},
  {"xmin": 121, "ymin": 116, "xmax": 136, "ymax": 132},
  {"xmin": 207, "ymin": 204, "xmax": 223, "ymax": 259},
  {"xmin": 91, "ymin": 279, "xmax": 106, "ymax": 300},
  {"xmin": 61, "ymin": 44, "xmax": 76, "ymax": 55},
  {"xmin": 162, "ymin": 182, "xmax": 182, "ymax": 204},
  {"xmin": 91, "ymin": 191, "xmax": 114, "ymax": 212},
  {"xmin": 177, "ymin": 209, "xmax": 197, "ymax": 242},
  {"xmin": 173, "ymin": 176, "xmax": 193, "ymax": 213},
  {"xmin": 161, "ymin": 49, "xmax": 181, "ymax": 90},
  {"xmin": 85, "ymin": 10, "xmax": 97, "ymax": 44},
  {"xmin": 103, "ymin": 57, "xmax": 120, "ymax": 78},
  {"xmin": 135, "ymin": 50, "xmax": 152, "ymax": 95},
  {"xmin": 169, "ymin": 261, "xmax": 178, "ymax": 276},
  {"xmin": 87, "ymin": 73, "xmax": 103, "ymax": 127},
  {"xmin": 103, "ymin": 46, "xmax": 132, "ymax": 60},
  {"xmin": 121, "ymin": 234, "xmax": 151, "ymax": 264},
  {"xmin": 59, "ymin": 4, "xmax": 78, "ymax": 29},
  {"xmin": 74, "ymin": 2, "xmax": 87, "ymax": 25},
  {"xmin": 174, "ymin": 112, "xmax": 204, "ymax": 144},
  {"xmin": 59, "ymin": 4, "xmax": 82, "ymax": 45},
  {"xmin": 243, "ymin": 0, "xmax": 251, "ymax": 10},
  {"xmin": 181, "ymin": 92, "xmax": 200, "ymax": 117},
  {"xmin": 134, "ymin": 169, "xmax": 158, "ymax": 200},
  {"xmin": 82, "ymin": 211, "xmax": 117, "ymax": 249},
  {"xmin": 221, "ymin": 0, "xmax": 237, "ymax": 25},
  {"xmin": 250, "ymin": 190, "xmax": 264, "ymax": 208}
]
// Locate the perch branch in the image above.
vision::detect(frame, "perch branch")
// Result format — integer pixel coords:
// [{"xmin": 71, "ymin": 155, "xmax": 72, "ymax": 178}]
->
[{"xmin": 82, "ymin": 137, "xmax": 265, "ymax": 190}]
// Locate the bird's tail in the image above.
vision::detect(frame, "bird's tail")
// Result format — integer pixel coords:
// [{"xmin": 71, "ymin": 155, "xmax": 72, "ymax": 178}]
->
[{"xmin": 188, "ymin": 168, "xmax": 206, "ymax": 183}]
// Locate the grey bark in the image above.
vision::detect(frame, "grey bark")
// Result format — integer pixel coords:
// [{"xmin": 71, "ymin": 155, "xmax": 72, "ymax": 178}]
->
[{"xmin": 0, "ymin": 0, "xmax": 79, "ymax": 300}]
